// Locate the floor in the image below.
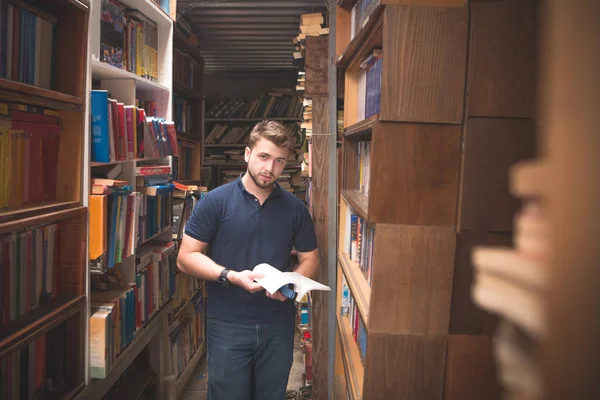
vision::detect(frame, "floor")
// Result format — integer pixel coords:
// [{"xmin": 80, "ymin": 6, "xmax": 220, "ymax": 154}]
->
[{"xmin": 180, "ymin": 329, "xmax": 305, "ymax": 400}]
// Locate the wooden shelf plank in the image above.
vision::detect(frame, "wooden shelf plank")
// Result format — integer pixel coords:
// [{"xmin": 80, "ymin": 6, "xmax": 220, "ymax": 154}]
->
[
  {"xmin": 342, "ymin": 190, "xmax": 369, "ymax": 221},
  {"xmin": 42, "ymin": 382, "xmax": 85, "ymax": 400},
  {"xmin": 0, "ymin": 201, "xmax": 80, "ymax": 225},
  {"xmin": 91, "ymin": 59, "xmax": 170, "ymax": 93},
  {"xmin": 112, "ymin": 369, "xmax": 154, "ymax": 400},
  {"xmin": 177, "ymin": 132, "xmax": 203, "ymax": 143},
  {"xmin": 0, "ymin": 205, "xmax": 85, "ymax": 235},
  {"xmin": 337, "ymin": 6, "xmax": 384, "ymax": 69},
  {"xmin": 337, "ymin": 0, "xmax": 357, "ymax": 11},
  {"xmin": 138, "ymin": 226, "xmax": 172, "ymax": 249},
  {"xmin": 0, "ymin": 295, "xmax": 85, "ymax": 359},
  {"xmin": 0, "ymin": 78, "xmax": 83, "ymax": 111},
  {"xmin": 336, "ymin": 314, "xmax": 364, "ymax": 398},
  {"xmin": 176, "ymin": 344, "xmax": 205, "ymax": 398},
  {"xmin": 77, "ymin": 303, "xmax": 170, "ymax": 400},
  {"xmin": 173, "ymin": 78, "xmax": 202, "ymax": 100},
  {"xmin": 173, "ymin": 29, "xmax": 204, "ymax": 64},
  {"xmin": 338, "ymin": 252, "xmax": 371, "ymax": 325},
  {"xmin": 205, "ymin": 118, "xmax": 302, "ymax": 122},
  {"xmin": 344, "ymin": 114, "xmax": 378, "ymax": 137},
  {"xmin": 168, "ymin": 288, "xmax": 203, "ymax": 329},
  {"xmin": 117, "ymin": 0, "xmax": 172, "ymax": 25},
  {"xmin": 90, "ymin": 157, "xmax": 168, "ymax": 167}
]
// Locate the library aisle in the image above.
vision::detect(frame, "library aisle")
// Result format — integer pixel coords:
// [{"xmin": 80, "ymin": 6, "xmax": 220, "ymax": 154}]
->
[{"xmin": 0, "ymin": 0, "xmax": 598, "ymax": 399}]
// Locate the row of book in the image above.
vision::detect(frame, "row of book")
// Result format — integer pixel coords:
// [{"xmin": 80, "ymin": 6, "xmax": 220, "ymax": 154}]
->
[
  {"xmin": 345, "ymin": 207, "xmax": 375, "ymax": 286},
  {"xmin": 0, "ymin": 319, "xmax": 67, "ymax": 399},
  {"xmin": 173, "ymin": 13, "xmax": 199, "ymax": 47},
  {"xmin": 172, "ymin": 187, "xmax": 207, "ymax": 242},
  {"xmin": 89, "ymin": 240, "xmax": 176, "ymax": 380},
  {"xmin": 340, "ymin": 275, "xmax": 368, "ymax": 364},
  {"xmin": 350, "ymin": 0, "xmax": 380, "ymax": 40},
  {"xmin": 173, "ymin": 47, "xmax": 199, "ymax": 90},
  {"xmin": 89, "ymin": 174, "xmax": 174, "ymax": 274},
  {"xmin": 356, "ymin": 140, "xmax": 371, "ymax": 196},
  {"xmin": 356, "ymin": 50, "xmax": 382, "ymax": 122},
  {"xmin": 0, "ymin": 222, "xmax": 59, "ymax": 328},
  {"xmin": 175, "ymin": 139, "xmax": 197, "ymax": 181},
  {"xmin": 169, "ymin": 273, "xmax": 201, "ymax": 316},
  {"xmin": 135, "ymin": 240, "xmax": 177, "ymax": 326},
  {"xmin": 174, "ymin": 94, "xmax": 191, "ymax": 134},
  {"xmin": 205, "ymin": 90, "xmax": 303, "ymax": 120},
  {"xmin": 204, "ymin": 122, "xmax": 302, "ymax": 146},
  {"xmin": 91, "ymin": 90, "xmax": 179, "ymax": 163},
  {"xmin": 0, "ymin": 103, "xmax": 61, "ymax": 209},
  {"xmin": 169, "ymin": 292, "xmax": 204, "ymax": 378},
  {"xmin": 0, "ymin": 0, "xmax": 57, "ymax": 89},
  {"xmin": 100, "ymin": 0, "xmax": 159, "ymax": 82}
]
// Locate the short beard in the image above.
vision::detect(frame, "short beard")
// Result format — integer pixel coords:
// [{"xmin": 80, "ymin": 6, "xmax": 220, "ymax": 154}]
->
[{"xmin": 248, "ymin": 169, "xmax": 274, "ymax": 189}]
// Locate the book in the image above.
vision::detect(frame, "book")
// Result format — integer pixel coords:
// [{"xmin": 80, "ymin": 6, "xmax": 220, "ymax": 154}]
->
[{"xmin": 252, "ymin": 263, "xmax": 330, "ymax": 301}]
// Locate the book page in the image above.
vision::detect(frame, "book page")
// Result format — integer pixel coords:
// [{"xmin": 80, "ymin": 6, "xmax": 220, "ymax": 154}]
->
[{"xmin": 253, "ymin": 263, "xmax": 330, "ymax": 300}]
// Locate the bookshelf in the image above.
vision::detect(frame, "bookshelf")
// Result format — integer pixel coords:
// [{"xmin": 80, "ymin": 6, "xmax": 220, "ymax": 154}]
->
[
  {"xmin": 172, "ymin": 25, "xmax": 204, "ymax": 182},
  {"xmin": 334, "ymin": 1, "xmax": 537, "ymax": 398},
  {"xmin": 80, "ymin": 0, "xmax": 184, "ymax": 398},
  {"xmin": 165, "ymin": 185, "xmax": 207, "ymax": 399},
  {"xmin": 0, "ymin": 0, "xmax": 91, "ymax": 398},
  {"xmin": 201, "ymin": 94, "xmax": 305, "ymax": 191}
]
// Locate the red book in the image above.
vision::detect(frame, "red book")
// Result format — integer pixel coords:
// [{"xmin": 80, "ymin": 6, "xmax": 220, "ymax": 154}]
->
[{"xmin": 10, "ymin": 121, "xmax": 61, "ymax": 203}]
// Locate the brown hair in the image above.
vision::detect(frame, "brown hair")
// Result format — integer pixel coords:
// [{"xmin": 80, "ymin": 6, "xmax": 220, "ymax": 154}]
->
[{"xmin": 247, "ymin": 120, "xmax": 296, "ymax": 153}]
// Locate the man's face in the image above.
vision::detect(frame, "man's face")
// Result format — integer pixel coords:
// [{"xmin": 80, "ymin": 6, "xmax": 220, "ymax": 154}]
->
[{"xmin": 245, "ymin": 138, "xmax": 288, "ymax": 189}]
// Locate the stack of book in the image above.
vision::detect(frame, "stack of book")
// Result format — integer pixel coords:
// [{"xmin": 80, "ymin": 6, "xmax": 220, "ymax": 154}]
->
[{"xmin": 292, "ymin": 12, "xmax": 329, "ymax": 61}]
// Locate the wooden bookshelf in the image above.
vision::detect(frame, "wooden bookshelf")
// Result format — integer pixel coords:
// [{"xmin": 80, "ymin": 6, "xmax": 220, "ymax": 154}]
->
[
  {"xmin": 334, "ymin": 1, "xmax": 538, "ymax": 398},
  {"xmin": 172, "ymin": 24, "xmax": 205, "ymax": 181},
  {"xmin": 202, "ymin": 96, "xmax": 305, "ymax": 190},
  {"xmin": 0, "ymin": 0, "xmax": 90, "ymax": 397}
]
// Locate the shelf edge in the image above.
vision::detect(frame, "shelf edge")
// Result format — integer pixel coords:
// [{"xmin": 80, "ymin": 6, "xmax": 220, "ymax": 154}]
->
[{"xmin": 338, "ymin": 252, "xmax": 371, "ymax": 325}]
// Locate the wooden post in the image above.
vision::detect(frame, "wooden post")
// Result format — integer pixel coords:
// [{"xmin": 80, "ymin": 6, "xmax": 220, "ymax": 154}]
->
[{"xmin": 304, "ymin": 35, "xmax": 330, "ymax": 400}]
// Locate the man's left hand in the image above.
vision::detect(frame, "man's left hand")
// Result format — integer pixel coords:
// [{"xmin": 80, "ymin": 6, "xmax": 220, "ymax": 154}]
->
[{"xmin": 266, "ymin": 290, "xmax": 287, "ymax": 302}]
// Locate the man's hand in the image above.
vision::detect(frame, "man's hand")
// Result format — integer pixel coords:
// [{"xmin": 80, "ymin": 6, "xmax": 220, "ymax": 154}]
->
[
  {"xmin": 265, "ymin": 290, "xmax": 287, "ymax": 302},
  {"xmin": 228, "ymin": 270, "xmax": 264, "ymax": 293}
]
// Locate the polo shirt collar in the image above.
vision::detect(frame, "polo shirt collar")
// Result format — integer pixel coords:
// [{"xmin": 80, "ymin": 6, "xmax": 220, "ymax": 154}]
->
[{"xmin": 236, "ymin": 173, "xmax": 283, "ymax": 199}]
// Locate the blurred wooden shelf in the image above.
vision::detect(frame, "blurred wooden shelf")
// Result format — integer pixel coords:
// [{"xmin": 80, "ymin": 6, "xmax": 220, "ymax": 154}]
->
[
  {"xmin": 344, "ymin": 114, "xmax": 378, "ymax": 137},
  {"xmin": 338, "ymin": 251, "xmax": 371, "ymax": 324},
  {"xmin": 0, "ymin": 295, "xmax": 85, "ymax": 359},
  {"xmin": 0, "ymin": 78, "xmax": 83, "ymax": 111},
  {"xmin": 0, "ymin": 204, "xmax": 85, "ymax": 234}
]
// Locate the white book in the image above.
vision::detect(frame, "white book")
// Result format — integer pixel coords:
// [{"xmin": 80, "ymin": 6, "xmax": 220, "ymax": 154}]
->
[{"xmin": 252, "ymin": 263, "xmax": 330, "ymax": 301}]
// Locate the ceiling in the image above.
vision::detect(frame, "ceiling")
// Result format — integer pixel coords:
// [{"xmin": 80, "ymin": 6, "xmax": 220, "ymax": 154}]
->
[{"xmin": 176, "ymin": 0, "xmax": 329, "ymax": 72}]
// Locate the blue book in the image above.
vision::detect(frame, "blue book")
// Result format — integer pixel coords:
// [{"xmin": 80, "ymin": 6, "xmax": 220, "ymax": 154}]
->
[{"xmin": 91, "ymin": 90, "xmax": 111, "ymax": 162}]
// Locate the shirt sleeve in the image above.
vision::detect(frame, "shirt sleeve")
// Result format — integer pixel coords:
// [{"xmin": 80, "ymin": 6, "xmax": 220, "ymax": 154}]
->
[
  {"xmin": 184, "ymin": 193, "xmax": 220, "ymax": 243},
  {"xmin": 293, "ymin": 205, "xmax": 318, "ymax": 252}
]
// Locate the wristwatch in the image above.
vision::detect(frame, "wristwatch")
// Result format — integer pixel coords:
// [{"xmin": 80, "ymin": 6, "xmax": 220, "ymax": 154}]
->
[{"xmin": 217, "ymin": 268, "xmax": 231, "ymax": 287}]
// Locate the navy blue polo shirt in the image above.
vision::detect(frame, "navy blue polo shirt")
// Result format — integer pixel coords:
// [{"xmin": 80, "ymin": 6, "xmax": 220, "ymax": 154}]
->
[{"xmin": 184, "ymin": 174, "xmax": 318, "ymax": 324}]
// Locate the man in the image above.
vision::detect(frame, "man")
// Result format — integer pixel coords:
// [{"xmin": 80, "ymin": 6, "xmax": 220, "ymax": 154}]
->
[{"xmin": 177, "ymin": 120, "xmax": 319, "ymax": 400}]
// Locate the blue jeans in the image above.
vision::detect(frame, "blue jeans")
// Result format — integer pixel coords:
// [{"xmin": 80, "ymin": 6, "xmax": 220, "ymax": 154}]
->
[{"xmin": 206, "ymin": 317, "xmax": 295, "ymax": 400}]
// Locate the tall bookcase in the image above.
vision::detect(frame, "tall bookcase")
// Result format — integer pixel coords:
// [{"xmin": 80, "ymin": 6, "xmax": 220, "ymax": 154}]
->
[
  {"xmin": 0, "ymin": 0, "xmax": 91, "ymax": 398},
  {"xmin": 334, "ymin": 1, "xmax": 537, "ymax": 398},
  {"xmin": 172, "ymin": 26, "xmax": 204, "ymax": 182},
  {"xmin": 79, "ymin": 0, "xmax": 180, "ymax": 398}
]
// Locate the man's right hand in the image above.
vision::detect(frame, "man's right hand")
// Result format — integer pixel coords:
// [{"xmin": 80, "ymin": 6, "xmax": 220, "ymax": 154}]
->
[{"xmin": 227, "ymin": 270, "xmax": 264, "ymax": 293}]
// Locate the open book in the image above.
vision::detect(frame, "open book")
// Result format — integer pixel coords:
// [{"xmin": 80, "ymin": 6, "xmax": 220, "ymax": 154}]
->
[{"xmin": 253, "ymin": 263, "xmax": 331, "ymax": 300}]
